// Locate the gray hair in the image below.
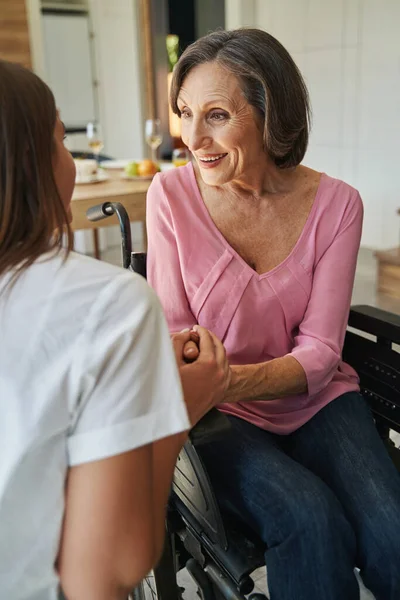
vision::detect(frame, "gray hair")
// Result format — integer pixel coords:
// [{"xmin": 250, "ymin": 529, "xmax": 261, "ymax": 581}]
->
[{"xmin": 170, "ymin": 28, "xmax": 311, "ymax": 169}]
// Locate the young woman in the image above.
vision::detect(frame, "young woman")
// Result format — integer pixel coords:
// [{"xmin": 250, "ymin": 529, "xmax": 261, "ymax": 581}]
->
[{"xmin": 0, "ymin": 60, "xmax": 230, "ymax": 600}]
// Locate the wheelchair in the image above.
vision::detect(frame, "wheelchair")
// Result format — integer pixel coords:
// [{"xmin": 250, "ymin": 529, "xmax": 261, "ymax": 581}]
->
[{"xmin": 87, "ymin": 202, "xmax": 400, "ymax": 600}]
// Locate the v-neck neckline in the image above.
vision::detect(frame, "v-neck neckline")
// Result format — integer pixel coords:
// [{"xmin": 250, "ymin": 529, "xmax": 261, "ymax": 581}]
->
[{"xmin": 187, "ymin": 161, "xmax": 325, "ymax": 281}]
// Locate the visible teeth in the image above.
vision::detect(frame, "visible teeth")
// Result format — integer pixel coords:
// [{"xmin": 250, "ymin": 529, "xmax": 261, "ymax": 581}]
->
[{"xmin": 199, "ymin": 154, "xmax": 226, "ymax": 162}]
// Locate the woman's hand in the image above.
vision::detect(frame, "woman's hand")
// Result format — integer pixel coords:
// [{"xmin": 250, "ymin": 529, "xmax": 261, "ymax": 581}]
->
[
  {"xmin": 181, "ymin": 329, "xmax": 200, "ymax": 363},
  {"xmin": 171, "ymin": 327, "xmax": 231, "ymax": 426}
]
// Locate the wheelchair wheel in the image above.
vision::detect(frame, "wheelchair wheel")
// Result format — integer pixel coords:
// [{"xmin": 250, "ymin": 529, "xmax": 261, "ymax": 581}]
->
[
  {"xmin": 132, "ymin": 570, "xmax": 184, "ymax": 600},
  {"xmin": 131, "ymin": 572, "xmax": 158, "ymax": 600}
]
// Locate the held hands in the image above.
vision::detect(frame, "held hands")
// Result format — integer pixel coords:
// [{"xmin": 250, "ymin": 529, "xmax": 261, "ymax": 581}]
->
[
  {"xmin": 171, "ymin": 326, "xmax": 231, "ymax": 426},
  {"xmin": 181, "ymin": 330, "xmax": 200, "ymax": 363}
]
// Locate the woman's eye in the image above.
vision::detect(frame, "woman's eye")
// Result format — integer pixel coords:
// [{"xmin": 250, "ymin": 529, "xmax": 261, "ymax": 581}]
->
[
  {"xmin": 209, "ymin": 112, "xmax": 228, "ymax": 122},
  {"xmin": 180, "ymin": 110, "xmax": 191, "ymax": 119}
]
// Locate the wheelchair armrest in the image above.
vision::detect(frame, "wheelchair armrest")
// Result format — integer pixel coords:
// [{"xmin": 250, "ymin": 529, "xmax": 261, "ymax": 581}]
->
[
  {"xmin": 349, "ymin": 305, "xmax": 400, "ymax": 345},
  {"xmin": 189, "ymin": 408, "xmax": 232, "ymax": 446}
]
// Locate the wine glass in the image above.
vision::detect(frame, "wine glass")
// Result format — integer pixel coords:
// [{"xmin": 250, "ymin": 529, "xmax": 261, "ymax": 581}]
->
[
  {"xmin": 86, "ymin": 122, "xmax": 104, "ymax": 160},
  {"xmin": 172, "ymin": 147, "xmax": 190, "ymax": 167},
  {"xmin": 145, "ymin": 119, "xmax": 163, "ymax": 162}
]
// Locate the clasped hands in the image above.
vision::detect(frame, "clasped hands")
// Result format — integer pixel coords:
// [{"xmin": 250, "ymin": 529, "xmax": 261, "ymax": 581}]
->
[{"xmin": 170, "ymin": 326, "xmax": 232, "ymax": 426}]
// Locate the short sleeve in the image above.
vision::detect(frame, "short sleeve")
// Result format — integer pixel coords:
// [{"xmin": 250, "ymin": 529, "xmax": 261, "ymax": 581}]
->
[{"xmin": 67, "ymin": 272, "xmax": 190, "ymax": 466}]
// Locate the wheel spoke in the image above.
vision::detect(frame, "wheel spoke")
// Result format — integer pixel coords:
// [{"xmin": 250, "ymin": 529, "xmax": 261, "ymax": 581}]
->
[{"xmin": 144, "ymin": 573, "xmax": 158, "ymax": 600}]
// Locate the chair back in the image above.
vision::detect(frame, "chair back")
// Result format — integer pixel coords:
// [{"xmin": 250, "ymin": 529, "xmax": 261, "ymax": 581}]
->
[{"xmin": 344, "ymin": 305, "xmax": 400, "ymax": 434}]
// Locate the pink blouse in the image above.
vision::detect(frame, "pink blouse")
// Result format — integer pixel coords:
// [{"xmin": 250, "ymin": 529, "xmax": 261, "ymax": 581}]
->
[{"xmin": 146, "ymin": 163, "xmax": 363, "ymax": 434}]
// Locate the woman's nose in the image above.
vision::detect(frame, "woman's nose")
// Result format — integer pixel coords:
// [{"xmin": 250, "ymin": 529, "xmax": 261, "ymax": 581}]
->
[{"xmin": 188, "ymin": 119, "xmax": 210, "ymax": 152}]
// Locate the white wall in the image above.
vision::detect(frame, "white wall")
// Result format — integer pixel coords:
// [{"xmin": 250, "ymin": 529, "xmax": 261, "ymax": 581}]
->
[
  {"xmin": 225, "ymin": 0, "xmax": 256, "ymax": 29},
  {"xmin": 27, "ymin": 0, "xmax": 146, "ymax": 253},
  {"xmin": 195, "ymin": 0, "xmax": 225, "ymax": 38},
  {"xmin": 89, "ymin": 0, "xmax": 145, "ymax": 160},
  {"xmin": 26, "ymin": 0, "xmax": 46, "ymax": 77},
  {"xmin": 42, "ymin": 13, "xmax": 97, "ymax": 128},
  {"xmin": 29, "ymin": 0, "xmax": 145, "ymax": 159},
  {"xmin": 225, "ymin": 0, "xmax": 400, "ymax": 250}
]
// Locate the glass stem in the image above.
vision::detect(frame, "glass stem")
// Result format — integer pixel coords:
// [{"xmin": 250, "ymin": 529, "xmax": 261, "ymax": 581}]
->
[{"xmin": 151, "ymin": 147, "xmax": 156, "ymax": 162}]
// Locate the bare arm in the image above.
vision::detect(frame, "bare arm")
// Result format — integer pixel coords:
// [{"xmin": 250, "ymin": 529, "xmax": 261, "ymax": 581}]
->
[
  {"xmin": 58, "ymin": 275, "xmax": 191, "ymax": 598},
  {"xmin": 151, "ymin": 433, "xmax": 186, "ymax": 560},
  {"xmin": 59, "ymin": 326, "xmax": 230, "ymax": 599},
  {"xmin": 147, "ymin": 326, "xmax": 230, "ymax": 566},
  {"xmin": 59, "ymin": 430, "xmax": 188, "ymax": 600},
  {"xmin": 59, "ymin": 447, "xmax": 156, "ymax": 599},
  {"xmin": 224, "ymin": 355, "xmax": 307, "ymax": 403}
]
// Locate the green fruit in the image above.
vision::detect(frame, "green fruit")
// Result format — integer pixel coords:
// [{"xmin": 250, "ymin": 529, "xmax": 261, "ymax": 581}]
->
[{"xmin": 125, "ymin": 162, "xmax": 139, "ymax": 177}]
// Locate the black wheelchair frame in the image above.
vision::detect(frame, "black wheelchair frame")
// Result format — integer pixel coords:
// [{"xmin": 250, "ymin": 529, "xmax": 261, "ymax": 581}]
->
[{"xmin": 87, "ymin": 202, "xmax": 400, "ymax": 600}]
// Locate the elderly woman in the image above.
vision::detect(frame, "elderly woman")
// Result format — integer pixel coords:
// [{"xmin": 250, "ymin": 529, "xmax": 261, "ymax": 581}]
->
[{"xmin": 147, "ymin": 29, "xmax": 400, "ymax": 600}]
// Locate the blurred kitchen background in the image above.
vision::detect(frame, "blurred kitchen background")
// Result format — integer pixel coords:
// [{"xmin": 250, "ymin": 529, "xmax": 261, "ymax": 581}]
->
[{"xmin": 1, "ymin": 0, "xmax": 400, "ymax": 311}]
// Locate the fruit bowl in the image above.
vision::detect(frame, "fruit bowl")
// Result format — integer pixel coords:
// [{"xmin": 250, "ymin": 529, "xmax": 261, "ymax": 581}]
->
[{"xmin": 123, "ymin": 159, "xmax": 160, "ymax": 179}]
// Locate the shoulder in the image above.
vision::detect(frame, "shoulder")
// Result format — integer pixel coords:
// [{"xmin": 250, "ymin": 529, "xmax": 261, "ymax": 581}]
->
[
  {"xmin": 61, "ymin": 250, "xmax": 126, "ymax": 281},
  {"xmin": 318, "ymin": 173, "xmax": 363, "ymax": 214},
  {"xmin": 147, "ymin": 163, "xmax": 195, "ymax": 211},
  {"xmin": 2, "ymin": 252, "xmax": 163, "ymax": 387},
  {"xmin": 40, "ymin": 251, "xmax": 160, "ymax": 326},
  {"xmin": 313, "ymin": 173, "xmax": 363, "ymax": 237},
  {"xmin": 57, "ymin": 251, "xmax": 132, "ymax": 297},
  {"xmin": 158, "ymin": 162, "xmax": 195, "ymax": 190},
  {"xmin": 67, "ymin": 251, "xmax": 157, "ymax": 306}
]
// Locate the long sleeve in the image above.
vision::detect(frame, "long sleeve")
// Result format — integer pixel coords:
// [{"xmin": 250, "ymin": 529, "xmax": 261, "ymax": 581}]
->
[
  {"xmin": 146, "ymin": 173, "xmax": 197, "ymax": 332},
  {"xmin": 290, "ymin": 191, "xmax": 363, "ymax": 397}
]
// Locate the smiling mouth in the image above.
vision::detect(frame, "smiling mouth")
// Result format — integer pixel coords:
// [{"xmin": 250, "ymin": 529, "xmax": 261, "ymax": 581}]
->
[{"xmin": 198, "ymin": 153, "xmax": 228, "ymax": 163}]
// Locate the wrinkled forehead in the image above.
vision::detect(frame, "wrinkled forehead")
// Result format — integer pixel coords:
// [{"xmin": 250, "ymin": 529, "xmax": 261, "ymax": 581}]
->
[{"xmin": 178, "ymin": 61, "xmax": 244, "ymax": 105}]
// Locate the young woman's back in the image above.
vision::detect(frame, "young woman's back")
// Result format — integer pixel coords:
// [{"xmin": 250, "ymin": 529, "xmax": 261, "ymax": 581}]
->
[
  {"xmin": 0, "ymin": 59, "xmax": 230, "ymax": 599},
  {"xmin": 0, "ymin": 251, "xmax": 188, "ymax": 599}
]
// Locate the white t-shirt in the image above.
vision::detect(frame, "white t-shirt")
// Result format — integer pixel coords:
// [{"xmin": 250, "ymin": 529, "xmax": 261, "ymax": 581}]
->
[{"xmin": 0, "ymin": 251, "xmax": 190, "ymax": 600}]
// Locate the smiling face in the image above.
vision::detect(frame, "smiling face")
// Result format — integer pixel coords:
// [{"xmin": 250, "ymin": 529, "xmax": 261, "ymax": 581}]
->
[{"xmin": 177, "ymin": 61, "xmax": 267, "ymax": 187}]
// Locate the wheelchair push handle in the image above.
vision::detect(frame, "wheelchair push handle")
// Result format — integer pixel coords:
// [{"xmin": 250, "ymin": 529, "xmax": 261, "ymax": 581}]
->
[
  {"xmin": 86, "ymin": 202, "xmax": 132, "ymax": 269},
  {"xmin": 86, "ymin": 202, "xmax": 114, "ymax": 222}
]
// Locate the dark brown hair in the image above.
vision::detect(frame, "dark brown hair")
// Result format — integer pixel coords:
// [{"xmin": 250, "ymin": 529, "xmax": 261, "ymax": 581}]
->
[
  {"xmin": 0, "ymin": 60, "xmax": 73, "ymax": 285},
  {"xmin": 170, "ymin": 28, "xmax": 311, "ymax": 169}
]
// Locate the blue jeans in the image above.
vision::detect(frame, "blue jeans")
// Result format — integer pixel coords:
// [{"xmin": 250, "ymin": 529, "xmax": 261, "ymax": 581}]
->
[{"xmin": 197, "ymin": 392, "xmax": 400, "ymax": 600}]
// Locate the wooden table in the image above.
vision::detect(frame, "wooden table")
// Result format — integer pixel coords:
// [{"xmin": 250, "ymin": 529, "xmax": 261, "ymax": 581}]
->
[{"xmin": 71, "ymin": 172, "xmax": 151, "ymax": 256}]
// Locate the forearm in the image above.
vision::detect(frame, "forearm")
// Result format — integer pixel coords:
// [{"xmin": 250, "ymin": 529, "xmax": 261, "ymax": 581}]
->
[
  {"xmin": 59, "ymin": 447, "xmax": 159, "ymax": 600},
  {"xmin": 151, "ymin": 432, "xmax": 187, "ymax": 559},
  {"xmin": 223, "ymin": 355, "xmax": 307, "ymax": 403},
  {"xmin": 60, "ymin": 578, "xmax": 133, "ymax": 600}
]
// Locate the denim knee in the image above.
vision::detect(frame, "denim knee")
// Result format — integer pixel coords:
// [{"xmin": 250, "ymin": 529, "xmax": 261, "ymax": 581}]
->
[
  {"xmin": 358, "ymin": 508, "xmax": 400, "ymax": 585},
  {"xmin": 272, "ymin": 484, "xmax": 356, "ymax": 560}
]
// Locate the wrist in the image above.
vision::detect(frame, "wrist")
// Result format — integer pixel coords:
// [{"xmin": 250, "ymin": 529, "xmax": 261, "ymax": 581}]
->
[{"xmin": 223, "ymin": 365, "xmax": 244, "ymax": 403}]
